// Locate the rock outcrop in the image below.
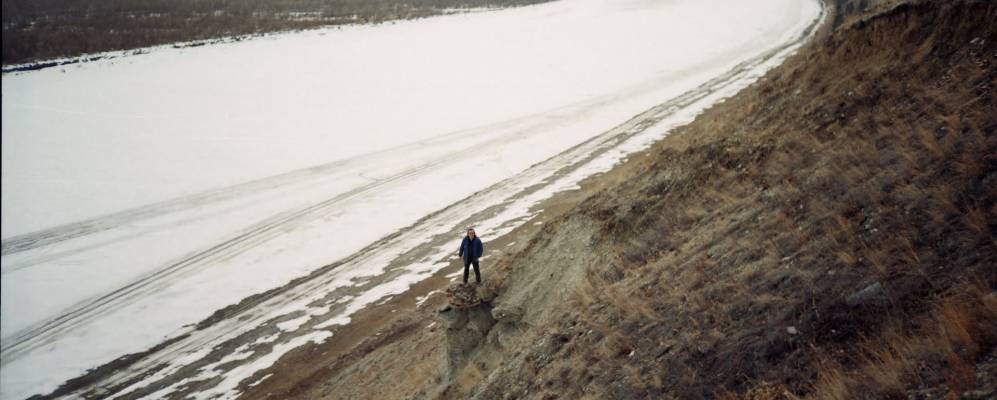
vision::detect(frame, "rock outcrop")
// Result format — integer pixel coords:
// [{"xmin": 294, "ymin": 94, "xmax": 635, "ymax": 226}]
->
[
  {"xmin": 438, "ymin": 283, "xmax": 496, "ymax": 377},
  {"xmin": 444, "ymin": 282, "xmax": 481, "ymax": 309}
]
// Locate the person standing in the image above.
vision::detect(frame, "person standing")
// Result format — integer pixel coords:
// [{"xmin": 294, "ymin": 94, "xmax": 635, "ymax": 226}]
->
[{"xmin": 458, "ymin": 228, "xmax": 484, "ymax": 284}]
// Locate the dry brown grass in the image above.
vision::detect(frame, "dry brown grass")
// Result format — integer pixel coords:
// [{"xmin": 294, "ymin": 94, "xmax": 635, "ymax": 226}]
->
[
  {"xmin": 456, "ymin": 0, "xmax": 996, "ymax": 398},
  {"xmin": 808, "ymin": 282, "xmax": 997, "ymax": 399}
]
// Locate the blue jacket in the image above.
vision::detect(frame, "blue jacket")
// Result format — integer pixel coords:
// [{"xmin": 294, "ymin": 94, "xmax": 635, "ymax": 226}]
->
[{"xmin": 459, "ymin": 236, "xmax": 484, "ymax": 263}]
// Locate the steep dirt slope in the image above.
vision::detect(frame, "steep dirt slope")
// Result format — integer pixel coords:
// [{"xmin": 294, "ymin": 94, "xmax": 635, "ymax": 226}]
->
[
  {"xmin": 435, "ymin": 1, "xmax": 997, "ymax": 398},
  {"xmin": 241, "ymin": 1, "xmax": 995, "ymax": 399}
]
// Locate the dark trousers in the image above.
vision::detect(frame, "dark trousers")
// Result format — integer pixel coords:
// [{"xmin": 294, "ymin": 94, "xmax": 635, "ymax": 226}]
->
[{"xmin": 463, "ymin": 259, "xmax": 481, "ymax": 284}]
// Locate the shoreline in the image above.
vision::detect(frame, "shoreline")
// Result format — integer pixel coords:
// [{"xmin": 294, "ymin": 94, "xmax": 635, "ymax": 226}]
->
[
  {"xmin": 2, "ymin": 1, "xmax": 828, "ymax": 397},
  {"xmin": 234, "ymin": 2, "xmax": 833, "ymax": 396},
  {"xmin": 1, "ymin": 1, "xmax": 556, "ymax": 72},
  {"xmin": 236, "ymin": 132, "xmax": 657, "ymax": 399}
]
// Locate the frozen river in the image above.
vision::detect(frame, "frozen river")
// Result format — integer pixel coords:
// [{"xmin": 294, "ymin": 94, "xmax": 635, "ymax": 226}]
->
[{"xmin": 1, "ymin": 0, "xmax": 822, "ymax": 398}]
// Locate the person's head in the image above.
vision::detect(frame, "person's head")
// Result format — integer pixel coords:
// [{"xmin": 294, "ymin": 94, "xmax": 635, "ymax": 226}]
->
[{"xmin": 466, "ymin": 228, "xmax": 476, "ymax": 238}]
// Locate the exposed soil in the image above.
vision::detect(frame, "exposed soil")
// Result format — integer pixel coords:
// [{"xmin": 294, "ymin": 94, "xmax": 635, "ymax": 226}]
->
[
  {"xmin": 236, "ymin": 130, "xmax": 646, "ymax": 400},
  {"xmin": 235, "ymin": 0, "xmax": 996, "ymax": 399}
]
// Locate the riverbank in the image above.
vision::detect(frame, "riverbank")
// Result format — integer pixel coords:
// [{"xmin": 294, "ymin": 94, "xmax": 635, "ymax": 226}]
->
[
  {"xmin": 239, "ymin": 0, "xmax": 996, "ymax": 398},
  {"xmin": 2, "ymin": 0, "xmax": 552, "ymax": 68}
]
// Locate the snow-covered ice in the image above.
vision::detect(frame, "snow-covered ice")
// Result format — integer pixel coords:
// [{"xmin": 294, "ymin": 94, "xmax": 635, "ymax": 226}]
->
[
  {"xmin": 1, "ymin": 0, "xmax": 822, "ymax": 398},
  {"xmin": 4, "ymin": 0, "xmax": 813, "ymax": 237}
]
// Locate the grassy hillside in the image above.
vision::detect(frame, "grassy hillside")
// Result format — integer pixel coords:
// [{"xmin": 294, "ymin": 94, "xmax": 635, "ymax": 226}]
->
[
  {"xmin": 1, "ymin": 0, "xmax": 549, "ymax": 66},
  {"xmin": 437, "ymin": 1, "xmax": 996, "ymax": 398},
  {"xmin": 207, "ymin": 1, "xmax": 995, "ymax": 399}
]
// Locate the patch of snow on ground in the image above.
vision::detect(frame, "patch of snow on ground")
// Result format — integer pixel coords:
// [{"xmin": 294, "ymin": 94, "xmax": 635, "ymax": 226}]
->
[
  {"xmin": 190, "ymin": 331, "xmax": 331, "ymax": 400},
  {"xmin": 416, "ymin": 290, "xmax": 442, "ymax": 307}
]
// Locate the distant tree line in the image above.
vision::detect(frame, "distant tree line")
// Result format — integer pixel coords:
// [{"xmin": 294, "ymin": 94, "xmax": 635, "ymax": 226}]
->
[{"xmin": 2, "ymin": 0, "xmax": 551, "ymax": 65}]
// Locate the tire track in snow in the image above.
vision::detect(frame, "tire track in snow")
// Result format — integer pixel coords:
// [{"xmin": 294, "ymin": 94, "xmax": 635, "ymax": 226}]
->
[
  {"xmin": 0, "ymin": 109, "xmax": 554, "ymax": 259},
  {"xmin": 1, "ymin": 54, "xmax": 698, "ymax": 363},
  {"xmin": 0, "ymin": 111, "xmax": 571, "ymax": 363},
  {"xmin": 40, "ymin": 6, "xmax": 827, "ymax": 397}
]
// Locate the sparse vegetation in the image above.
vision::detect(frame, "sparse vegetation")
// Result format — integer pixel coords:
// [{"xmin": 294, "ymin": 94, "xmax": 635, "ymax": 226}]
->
[
  {"xmin": 809, "ymin": 282, "xmax": 996, "ymax": 399},
  {"xmin": 147, "ymin": 1, "xmax": 996, "ymax": 398},
  {"xmin": 1, "ymin": 0, "xmax": 550, "ymax": 66},
  {"xmin": 441, "ymin": 0, "xmax": 996, "ymax": 398}
]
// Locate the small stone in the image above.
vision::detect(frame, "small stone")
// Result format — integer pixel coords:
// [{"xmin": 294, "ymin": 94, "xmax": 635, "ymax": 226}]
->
[
  {"xmin": 787, "ymin": 326, "xmax": 799, "ymax": 335},
  {"xmin": 846, "ymin": 282, "xmax": 885, "ymax": 307},
  {"xmin": 492, "ymin": 305, "xmax": 524, "ymax": 322},
  {"xmin": 961, "ymin": 389, "xmax": 993, "ymax": 399}
]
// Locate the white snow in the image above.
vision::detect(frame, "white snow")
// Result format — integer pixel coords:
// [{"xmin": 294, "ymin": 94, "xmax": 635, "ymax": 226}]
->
[
  {"xmin": 246, "ymin": 373, "xmax": 273, "ymax": 388},
  {"xmin": 156, "ymin": 331, "xmax": 330, "ymax": 400},
  {"xmin": 106, "ymin": 346, "xmax": 215, "ymax": 400},
  {"xmin": 415, "ymin": 290, "xmax": 441, "ymax": 307},
  {"xmin": 0, "ymin": 0, "xmax": 822, "ymax": 398},
  {"xmin": 275, "ymin": 315, "xmax": 312, "ymax": 332},
  {"xmin": 4, "ymin": 0, "xmax": 811, "ymax": 237}
]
